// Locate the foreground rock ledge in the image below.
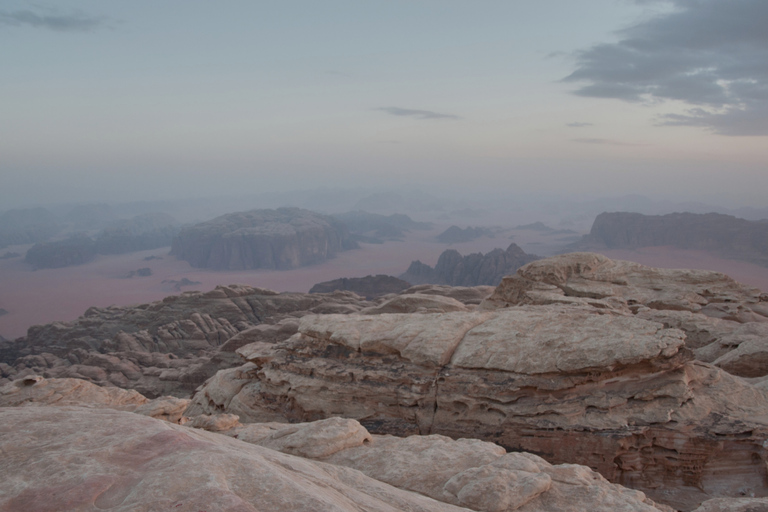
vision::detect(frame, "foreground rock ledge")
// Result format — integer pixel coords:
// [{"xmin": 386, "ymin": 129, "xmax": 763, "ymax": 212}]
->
[{"xmin": 188, "ymin": 254, "xmax": 768, "ymax": 511}]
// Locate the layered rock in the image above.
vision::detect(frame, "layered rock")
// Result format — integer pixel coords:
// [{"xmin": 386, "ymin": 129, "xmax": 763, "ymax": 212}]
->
[
  {"xmin": 170, "ymin": 207, "xmax": 357, "ymax": 270},
  {"xmin": 310, "ymin": 274, "xmax": 412, "ymax": 299},
  {"xmin": 188, "ymin": 254, "xmax": 768, "ymax": 510},
  {"xmin": 484, "ymin": 252, "xmax": 768, "ymax": 377},
  {"xmin": 0, "ymin": 405, "xmax": 471, "ymax": 512},
  {"xmin": 0, "ymin": 285, "xmax": 372, "ymax": 397},
  {"xmin": 0, "ymin": 377, "xmax": 671, "ymax": 512},
  {"xmin": 571, "ymin": 211, "xmax": 768, "ymax": 266},
  {"xmin": 401, "ymin": 243, "xmax": 540, "ymax": 287}
]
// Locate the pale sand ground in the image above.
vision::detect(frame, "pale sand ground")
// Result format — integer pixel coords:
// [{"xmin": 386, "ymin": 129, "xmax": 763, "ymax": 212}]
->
[{"xmin": 1, "ymin": 230, "xmax": 766, "ymax": 340}]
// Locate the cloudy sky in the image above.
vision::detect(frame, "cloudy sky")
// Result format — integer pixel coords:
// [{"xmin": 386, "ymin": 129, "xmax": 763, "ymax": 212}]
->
[{"xmin": 2, "ymin": 0, "xmax": 766, "ymax": 208}]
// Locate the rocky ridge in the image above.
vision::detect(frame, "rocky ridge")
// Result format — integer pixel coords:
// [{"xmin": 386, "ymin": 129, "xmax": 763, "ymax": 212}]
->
[
  {"xmin": 0, "ymin": 375, "xmax": 676, "ymax": 512},
  {"xmin": 189, "ymin": 253, "xmax": 768, "ymax": 510},
  {"xmin": 402, "ymin": 243, "xmax": 540, "ymax": 287}
]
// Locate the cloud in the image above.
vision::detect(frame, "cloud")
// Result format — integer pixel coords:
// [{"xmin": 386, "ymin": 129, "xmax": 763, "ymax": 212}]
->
[
  {"xmin": 377, "ymin": 107, "xmax": 460, "ymax": 120},
  {"xmin": 571, "ymin": 138, "xmax": 646, "ymax": 146},
  {"xmin": 0, "ymin": 8, "xmax": 107, "ymax": 32},
  {"xmin": 563, "ymin": 0, "xmax": 768, "ymax": 136},
  {"xmin": 566, "ymin": 122, "xmax": 593, "ymax": 128}
]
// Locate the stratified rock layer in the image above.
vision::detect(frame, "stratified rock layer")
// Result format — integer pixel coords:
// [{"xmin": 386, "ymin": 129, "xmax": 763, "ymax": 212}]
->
[
  {"xmin": 189, "ymin": 253, "xmax": 768, "ymax": 510},
  {"xmin": 170, "ymin": 207, "xmax": 357, "ymax": 270}
]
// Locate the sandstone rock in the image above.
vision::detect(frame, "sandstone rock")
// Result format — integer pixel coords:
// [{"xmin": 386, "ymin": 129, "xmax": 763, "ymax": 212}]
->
[
  {"xmin": 188, "ymin": 302, "xmax": 768, "ymax": 510},
  {"xmin": 361, "ymin": 294, "xmax": 469, "ymax": 315},
  {"xmin": 213, "ymin": 416, "xmax": 668, "ymax": 512},
  {"xmin": 170, "ymin": 207, "xmax": 357, "ymax": 270},
  {"xmin": 403, "ymin": 284, "xmax": 496, "ymax": 305},
  {"xmin": 0, "ymin": 207, "xmax": 59, "ymax": 248},
  {"xmin": 0, "ymin": 406, "xmax": 469, "ymax": 512},
  {"xmin": 0, "ymin": 375, "xmax": 147, "ymax": 410},
  {"xmin": 133, "ymin": 395, "xmax": 191, "ymax": 424},
  {"xmin": 691, "ymin": 498, "xmax": 768, "ymax": 511},
  {"xmin": 310, "ymin": 274, "xmax": 412, "ymax": 299},
  {"xmin": 0, "ymin": 284, "xmax": 372, "ymax": 398},
  {"xmin": 437, "ymin": 225, "xmax": 488, "ymax": 243},
  {"xmin": 95, "ymin": 212, "xmax": 180, "ymax": 254},
  {"xmin": 401, "ymin": 243, "xmax": 540, "ymax": 287},
  {"xmin": 482, "ymin": 252, "xmax": 768, "ymax": 378}
]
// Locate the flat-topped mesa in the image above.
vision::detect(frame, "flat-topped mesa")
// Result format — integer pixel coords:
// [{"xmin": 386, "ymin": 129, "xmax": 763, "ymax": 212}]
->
[{"xmin": 170, "ymin": 207, "xmax": 357, "ymax": 270}]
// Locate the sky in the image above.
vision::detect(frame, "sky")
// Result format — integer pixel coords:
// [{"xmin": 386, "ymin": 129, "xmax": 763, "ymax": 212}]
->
[{"xmin": 1, "ymin": 0, "xmax": 767, "ymax": 209}]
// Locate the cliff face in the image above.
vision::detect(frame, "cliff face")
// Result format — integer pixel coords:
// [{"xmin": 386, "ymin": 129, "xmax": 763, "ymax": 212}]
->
[
  {"xmin": 309, "ymin": 275, "xmax": 412, "ymax": 299},
  {"xmin": 189, "ymin": 253, "xmax": 768, "ymax": 510},
  {"xmin": 24, "ymin": 235, "xmax": 97, "ymax": 269},
  {"xmin": 95, "ymin": 212, "xmax": 180, "ymax": 254},
  {"xmin": 576, "ymin": 212, "xmax": 768, "ymax": 265},
  {"xmin": 170, "ymin": 207, "xmax": 357, "ymax": 270},
  {"xmin": 401, "ymin": 243, "xmax": 540, "ymax": 287}
]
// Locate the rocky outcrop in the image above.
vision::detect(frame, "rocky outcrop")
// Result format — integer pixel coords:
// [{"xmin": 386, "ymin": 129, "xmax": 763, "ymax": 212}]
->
[
  {"xmin": 0, "ymin": 207, "xmax": 59, "ymax": 248},
  {"xmin": 0, "ymin": 405, "xmax": 473, "ymax": 512},
  {"xmin": 0, "ymin": 376, "xmax": 672, "ymax": 512},
  {"xmin": 310, "ymin": 275, "xmax": 412, "ymax": 299},
  {"xmin": 401, "ymin": 243, "xmax": 540, "ymax": 287},
  {"xmin": 24, "ymin": 234, "xmax": 97, "ymax": 269},
  {"xmin": 188, "ymin": 254, "xmax": 768, "ymax": 510},
  {"xmin": 0, "ymin": 285, "xmax": 373, "ymax": 397},
  {"xmin": 94, "ymin": 212, "xmax": 180, "ymax": 254},
  {"xmin": 170, "ymin": 207, "xmax": 357, "ymax": 270},
  {"xmin": 571, "ymin": 212, "xmax": 768, "ymax": 266}
]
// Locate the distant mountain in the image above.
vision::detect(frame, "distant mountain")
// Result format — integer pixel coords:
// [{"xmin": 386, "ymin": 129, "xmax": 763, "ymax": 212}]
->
[
  {"xmin": 0, "ymin": 208, "xmax": 59, "ymax": 248},
  {"xmin": 95, "ymin": 213, "xmax": 180, "ymax": 255},
  {"xmin": 25, "ymin": 235, "xmax": 97, "ymax": 269},
  {"xmin": 401, "ymin": 243, "xmax": 540, "ymax": 287},
  {"xmin": 333, "ymin": 211, "xmax": 432, "ymax": 243},
  {"xmin": 436, "ymin": 225, "xmax": 488, "ymax": 244},
  {"xmin": 171, "ymin": 207, "xmax": 357, "ymax": 270},
  {"xmin": 568, "ymin": 211, "xmax": 768, "ymax": 266}
]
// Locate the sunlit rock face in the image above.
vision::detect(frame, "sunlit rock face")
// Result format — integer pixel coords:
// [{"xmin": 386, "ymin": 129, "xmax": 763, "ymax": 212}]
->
[
  {"xmin": 188, "ymin": 253, "xmax": 768, "ymax": 511},
  {"xmin": 170, "ymin": 207, "xmax": 357, "ymax": 270}
]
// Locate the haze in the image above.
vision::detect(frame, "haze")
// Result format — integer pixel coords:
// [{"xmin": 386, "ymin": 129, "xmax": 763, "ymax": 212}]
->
[{"xmin": 2, "ymin": 0, "xmax": 767, "ymax": 209}]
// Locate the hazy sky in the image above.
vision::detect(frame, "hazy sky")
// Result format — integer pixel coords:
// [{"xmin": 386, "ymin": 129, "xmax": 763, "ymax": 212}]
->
[{"xmin": 2, "ymin": 0, "xmax": 767, "ymax": 208}]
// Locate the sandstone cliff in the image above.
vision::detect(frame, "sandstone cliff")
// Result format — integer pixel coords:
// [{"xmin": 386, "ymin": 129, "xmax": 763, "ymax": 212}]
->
[
  {"xmin": 94, "ymin": 212, "xmax": 180, "ymax": 254},
  {"xmin": 24, "ymin": 234, "xmax": 97, "ymax": 269},
  {"xmin": 189, "ymin": 253, "xmax": 768, "ymax": 510},
  {"xmin": 0, "ymin": 207, "xmax": 59, "ymax": 248},
  {"xmin": 571, "ymin": 212, "xmax": 768, "ymax": 266},
  {"xmin": 170, "ymin": 207, "xmax": 357, "ymax": 270},
  {"xmin": 401, "ymin": 243, "xmax": 540, "ymax": 287}
]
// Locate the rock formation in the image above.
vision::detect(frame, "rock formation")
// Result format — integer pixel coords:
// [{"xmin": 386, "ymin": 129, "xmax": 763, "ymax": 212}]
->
[
  {"xmin": 188, "ymin": 253, "xmax": 768, "ymax": 510},
  {"xmin": 401, "ymin": 243, "xmax": 540, "ymax": 287},
  {"xmin": 309, "ymin": 274, "xmax": 412, "ymax": 299},
  {"xmin": 0, "ymin": 285, "xmax": 374, "ymax": 397},
  {"xmin": 0, "ymin": 375, "xmax": 674, "ymax": 512},
  {"xmin": 0, "ymin": 207, "xmax": 59, "ymax": 248},
  {"xmin": 24, "ymin": 234, "xmax": 97, "ymax": 269},
  {"xmin": 170, "ymin": 207, "xmax": 358, "ymax": 270},
  {"xmin": 571, "ymin": 212, "xmax": 768, "ymax": 266}
]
